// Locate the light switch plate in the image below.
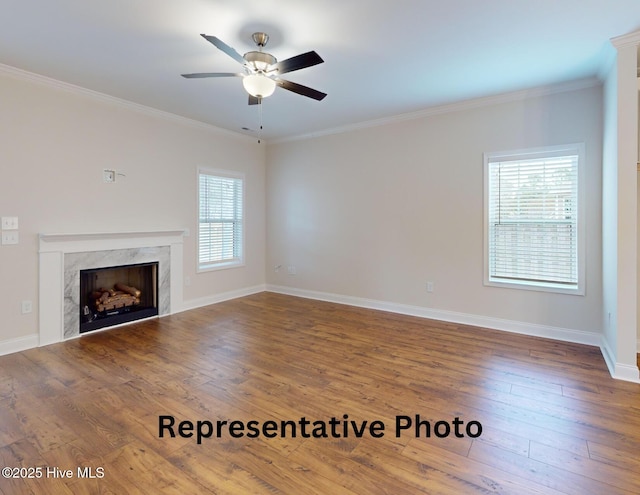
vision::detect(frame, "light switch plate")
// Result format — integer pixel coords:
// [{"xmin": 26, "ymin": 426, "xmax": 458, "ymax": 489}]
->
[
  {"xmin": 103, "ymin": 169, "xmax": 116, "ymax": 183},
  {"xmin": 2, "ymin": 231, "xmax": 19, "ymax": 245},
  {"xmin": 1, "ymin": 217, "xmax": 18, "ymax": 230}
]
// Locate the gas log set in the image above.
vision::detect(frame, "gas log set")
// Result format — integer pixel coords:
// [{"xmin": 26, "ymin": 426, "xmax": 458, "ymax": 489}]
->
[
  {"xmin": 79, "ymin": 261, "xmax": 159, "ymax": 333},
  {"xmin": 90, "ymin": 283, "xmax": 141, "ymax": 313}
]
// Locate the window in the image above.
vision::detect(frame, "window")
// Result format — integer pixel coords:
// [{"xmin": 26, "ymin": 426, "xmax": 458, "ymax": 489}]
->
[
  {"xmin": 484, "ymin": 144, "xmax": 584, "ymax": 294},
  {"xmin": 198, "ymin": 169, "xmax": 244, "ymax": 271}
]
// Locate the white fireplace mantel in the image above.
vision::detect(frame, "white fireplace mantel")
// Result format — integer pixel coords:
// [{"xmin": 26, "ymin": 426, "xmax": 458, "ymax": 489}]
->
[
  {"xmin": 39, "ymin": 230, "xmax": 186, "ymax": 252},
  {"xmin": 38, "ymin": 230, "xmax": 185, "ymax": 346}
]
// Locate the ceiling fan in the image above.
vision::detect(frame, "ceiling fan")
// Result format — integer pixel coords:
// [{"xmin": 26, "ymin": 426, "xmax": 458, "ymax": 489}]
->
[{"xmin": 182, "ymin": 32, "xmax": 327, "ymax": 105}]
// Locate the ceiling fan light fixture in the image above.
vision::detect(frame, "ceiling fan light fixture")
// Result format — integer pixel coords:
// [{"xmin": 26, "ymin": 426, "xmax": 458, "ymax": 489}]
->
[{"xmin": 242, "ymin": 74, "xmax": 276, "ymax": 98}]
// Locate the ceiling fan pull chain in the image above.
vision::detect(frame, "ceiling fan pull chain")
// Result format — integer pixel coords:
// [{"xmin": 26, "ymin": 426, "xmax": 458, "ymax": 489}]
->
[{"xmin": 258, "ymin": 98, "xmax": 263, "ymax": 144}]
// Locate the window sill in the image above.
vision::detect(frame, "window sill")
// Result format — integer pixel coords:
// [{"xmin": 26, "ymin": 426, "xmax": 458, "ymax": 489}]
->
[
  {"xmin": 485, "ymin": 278, "xmax": 584, "ymax": 296},
  {"xmin": 198, "ymin": 260, "xmax": 245, "ymax": 273}
]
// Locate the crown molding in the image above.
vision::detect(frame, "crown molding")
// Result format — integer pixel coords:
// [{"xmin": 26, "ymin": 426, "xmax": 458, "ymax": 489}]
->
[
  {"xmin": 610, "ymin": 29, "xmax": 640, "ymax": 48},
  {"xmin": 0, "ymin": 63, "xmax": 256, "ymax": 142},
  {"xmin": 271, "ymin": 77, "xmax": 602, "ymax": 144},
  {"xmin": 0, "ymin": 61, "xmax": 601, "ymax": 147},
  {"xmin": 597, "ymin": 42, "xmax": 619, "ymax": 81}
]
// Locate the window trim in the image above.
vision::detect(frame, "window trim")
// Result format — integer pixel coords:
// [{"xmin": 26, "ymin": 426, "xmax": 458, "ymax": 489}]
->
[
  {"xmin": 483, "ymin": 143, "xmax": 585, "ymax": 295},
  {"xmin": 197, "ymin": 167, "xmax": 245, "ymax": 273}
]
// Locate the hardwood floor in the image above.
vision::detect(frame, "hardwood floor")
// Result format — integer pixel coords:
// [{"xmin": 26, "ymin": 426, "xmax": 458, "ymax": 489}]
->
[{"xmin": 1, "ymin": 292, "xmax": 639, "ymax": 494}]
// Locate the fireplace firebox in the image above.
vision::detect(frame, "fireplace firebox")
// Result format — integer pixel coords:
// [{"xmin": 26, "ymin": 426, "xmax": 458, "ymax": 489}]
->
[{"xmin": 79, "ymin": 261, "xmax": 159, "ymax": 333}]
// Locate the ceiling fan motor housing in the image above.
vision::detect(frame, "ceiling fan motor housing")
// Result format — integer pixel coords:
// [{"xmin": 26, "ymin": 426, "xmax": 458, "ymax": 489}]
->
[{"xmin": 244, "ymin": 51, "xmax": 277, "ymax": 72}]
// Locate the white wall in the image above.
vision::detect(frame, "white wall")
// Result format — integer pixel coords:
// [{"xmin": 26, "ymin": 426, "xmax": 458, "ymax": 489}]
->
[
  {"xmin": 0, "ymin": 68, "xmax": 266, "ymax": 348},
  {"xmin": 266, "ymin": 85, "xmax": 603, "ymax": 340}
]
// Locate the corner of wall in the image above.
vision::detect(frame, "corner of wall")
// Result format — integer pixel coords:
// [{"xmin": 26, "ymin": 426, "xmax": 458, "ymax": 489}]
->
[{"xmin": 601, "ymin": 334, "xmax": 640, "ymax": 383}]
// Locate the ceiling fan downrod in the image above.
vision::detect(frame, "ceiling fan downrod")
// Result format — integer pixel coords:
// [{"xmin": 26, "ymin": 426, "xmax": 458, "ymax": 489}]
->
[{"xmin": 244, "ymin": 32, "xmax": 277, "ymax": 73}]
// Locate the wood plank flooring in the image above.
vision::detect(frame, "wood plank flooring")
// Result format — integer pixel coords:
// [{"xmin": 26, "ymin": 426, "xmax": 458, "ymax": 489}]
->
[{"xmin": 1, "ymin": 292, "xmax": 639, "ymax": 494}]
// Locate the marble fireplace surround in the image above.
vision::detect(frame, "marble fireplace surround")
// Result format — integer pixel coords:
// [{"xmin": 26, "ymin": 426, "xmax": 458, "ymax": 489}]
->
[{"xmin": 38, "ymin": 230, "xmax": 184, "ymax": 346}]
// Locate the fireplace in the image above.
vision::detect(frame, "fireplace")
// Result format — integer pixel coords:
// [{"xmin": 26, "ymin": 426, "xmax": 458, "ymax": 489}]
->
[
  {"xmin": 38, "ymin": 230, "xmax": 185, "ymax": 345},
  {"xmin": 79, "ymin": 261, "xmax": 159, "ymax": 333}
]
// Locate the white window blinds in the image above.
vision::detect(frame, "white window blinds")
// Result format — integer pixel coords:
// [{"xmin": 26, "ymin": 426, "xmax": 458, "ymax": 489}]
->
[
  {"xmin": 486, "ymin": 146, "xmax": 582, "ymax": 292},
  {"xmin": 198, "ymin": 171, "xmax": 244, "ymax": 270}
]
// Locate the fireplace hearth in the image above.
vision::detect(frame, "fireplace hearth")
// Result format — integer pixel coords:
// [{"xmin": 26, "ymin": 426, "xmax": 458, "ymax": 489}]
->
[{"xmin": 79, "ymin": 262, "xmax": 159, "ymax": 333}]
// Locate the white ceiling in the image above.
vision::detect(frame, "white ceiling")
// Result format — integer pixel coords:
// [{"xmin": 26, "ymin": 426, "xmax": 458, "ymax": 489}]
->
[{"xmin": 1, "ymin": 0, "xmax": 639, "ymax": 141}]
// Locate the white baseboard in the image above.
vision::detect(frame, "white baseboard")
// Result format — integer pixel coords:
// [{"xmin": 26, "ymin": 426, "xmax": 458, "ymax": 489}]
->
[
  {"xmin": 612, "ymin": 362, "xmax": 640, "ymax": 383},
  {"xmin": 601, "ymin": 336, "xmax": 640, "ymax": 383},
  {"xmin": 615, "ymin": 365, "xmax": 640, "ymax": 383},
  {"xmin": 0, "ymin": 334, "xmax": 40, "ymax": 357},
  {"xmin": 179, "ymin": 284, "xmax": 267, "ymax": 313},
  {"xmin": 266, "ymin": 284, "xmax": 602, "ymax": 347},
  {"xmin": 601, "ymin": 337, "xmax": 616, "ymax": 377}
]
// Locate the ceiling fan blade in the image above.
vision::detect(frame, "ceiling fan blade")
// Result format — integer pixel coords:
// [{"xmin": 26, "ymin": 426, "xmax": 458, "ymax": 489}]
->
[
  {"xmin": 248, "ymin": 95, "xmax": 262, "ymax": 105},
  {"xmin": 181, "ymin": 72, "xmax": 243, "ymax": 78},
  {"xmin": 271, "ymin": 51, "xmax": 323, "ymax": 75},
  {"xmin": 200, "ymin": 34, "xmax": 245, "ymax": 64},
  {"xmin": 276, "ymin": 79, "xmax": 327, "ymax": 101}
]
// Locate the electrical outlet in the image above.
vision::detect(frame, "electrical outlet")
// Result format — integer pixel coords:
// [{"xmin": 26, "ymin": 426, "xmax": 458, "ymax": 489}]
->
[
  {"xmin": 21, "ymin": 300, "xmax": 32, "ymax": 314},
  {"xmin": 426, "ymin": 281, "xmax": 434, "ymax": 293},
  {"xmin": 287, "ymin": 265, "xmax": 297, "ymax": 275},
  {"xmin": 1, "ymin": 217, "xmax": 18, "ymax": 230}
]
